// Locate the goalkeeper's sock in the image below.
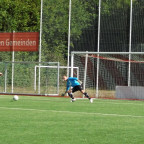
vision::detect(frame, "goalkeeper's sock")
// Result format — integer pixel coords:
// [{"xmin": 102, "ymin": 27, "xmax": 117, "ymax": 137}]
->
[
  {"xmin": 84, "ymin": 92, "xmax": 90, "ymax": 100},
  {"xmin": 68, "ymin": 93, "xmax": 74, "ymax": 99}
]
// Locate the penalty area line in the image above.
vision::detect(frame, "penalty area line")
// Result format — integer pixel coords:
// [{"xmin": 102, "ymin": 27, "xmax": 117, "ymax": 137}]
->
[{"xmin": 0, "ymin": 106, "xmax": 144, "ymax": 118}]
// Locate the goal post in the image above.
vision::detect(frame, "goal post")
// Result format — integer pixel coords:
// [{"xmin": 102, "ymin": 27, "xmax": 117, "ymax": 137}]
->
[
  {"xmin": 34, "ymin": 65, "xmax": 79, "ymax": 95},
  {"xmin": 71, "ymin": 51, "xmax": 144, "ymax": 99},
  {"xmin": 34, "ymin": 63, "xmax": 60, "ymax": 95}
]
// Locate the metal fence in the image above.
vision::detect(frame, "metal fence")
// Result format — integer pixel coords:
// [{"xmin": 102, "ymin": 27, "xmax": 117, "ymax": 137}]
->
[
  {"xmin": 0, "ymin": 62, "xmax": 59, "ymax": 95},
  {"xmin": 0, "ymin": 61, "xmax": 79, "ymax": 96}
]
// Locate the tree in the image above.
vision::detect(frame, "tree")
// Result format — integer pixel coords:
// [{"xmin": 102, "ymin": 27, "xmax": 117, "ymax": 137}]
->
[
  {"xmin": 0, "ymin": 0, "xmax": 40, "ymax": 62},
  {"xmin": 41, "ymin": 0, "xmax": 98, "ymax": 64}
]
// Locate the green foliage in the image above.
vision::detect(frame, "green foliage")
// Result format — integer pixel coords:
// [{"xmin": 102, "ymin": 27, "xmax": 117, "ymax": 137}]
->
[
  {"xmin": 41, "ymin": 0, "xmax": 99, "ymax": 64},
  {"xmin": 13, "ymin": 64, "xmax": 33, "ymax": 87},
  {"xmin": 71, "ymin": 0, "xmax": 98, "ymax": 38},
  {"xmin": 3, "ymin": 63, "xmax": 34, "ymax": 87},
  {"xmin": 0, "ymin": 0, "xmax": 40, "ymax": 32},
  {"xmin": 0, "ymin": 0, "xmax": 40, "ymax": 62},
  {"xmin": 41, "ymin": 0, "xmax": 69, "ymax": 63}
]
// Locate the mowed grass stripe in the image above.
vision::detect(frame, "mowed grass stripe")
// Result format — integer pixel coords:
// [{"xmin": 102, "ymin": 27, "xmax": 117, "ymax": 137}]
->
[{"xmin": 0, "ymin": 106, "xmax": 144, "ymax": 118}]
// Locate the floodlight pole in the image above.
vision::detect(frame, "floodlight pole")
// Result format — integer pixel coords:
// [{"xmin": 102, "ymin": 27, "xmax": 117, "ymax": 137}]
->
[
  {"xmin": 67, "ymin": 0, "xmax": 72, "ymax": 77},
  {"xmin": 12, "ymin": 51, "xmax": 14, "ymax": 93},
  {"xmin": 96, "ymin": 0, "xmax": 101, "ymax": 98},
  {"xmin": 39, "ymin": 0, "xmax": 43, "ymax": 63},
  {"xmin": 38, "ymin": 0, "xmax": 43, "ymax": 94},
  {"xmin": 71, "ymin": 52, "xmax": 74, "ymax": 77},
  {"xmin": 4, "ymin": 63, "xmax": 7, "ymax": 93},
  {"xmin": 12, "ymin": 31, "xmax": 15, "ymax": 93},
  {"xmin": 128, "ymin": 0, "xmax": 133, "ymax": 86}
]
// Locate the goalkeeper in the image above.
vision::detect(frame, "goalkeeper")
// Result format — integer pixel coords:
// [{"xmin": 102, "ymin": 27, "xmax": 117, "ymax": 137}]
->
[{"xmin": 62, "ymin": 75, "xmax": 93, "ymax": 103}]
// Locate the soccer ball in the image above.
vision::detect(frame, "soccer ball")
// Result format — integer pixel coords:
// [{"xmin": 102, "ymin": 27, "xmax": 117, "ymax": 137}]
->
[{"xmin": 13, "ymin": 95, "xmax": 19, "ymax": 101}]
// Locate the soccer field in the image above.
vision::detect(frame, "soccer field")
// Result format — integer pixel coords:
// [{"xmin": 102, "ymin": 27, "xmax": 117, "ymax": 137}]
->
[{"xmin": 0, "ymin": 95, "xmax": 144, "ymax": 144}]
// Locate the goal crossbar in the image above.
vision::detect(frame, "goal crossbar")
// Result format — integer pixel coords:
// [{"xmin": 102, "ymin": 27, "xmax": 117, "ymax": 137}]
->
[{"xmin": 71, "ymin": 51, "xmax": 144, "ymax": 55}]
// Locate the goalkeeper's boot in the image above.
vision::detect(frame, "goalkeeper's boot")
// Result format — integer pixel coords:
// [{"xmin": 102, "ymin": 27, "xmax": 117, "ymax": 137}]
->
[
  {"xmin": 89, "ymin": 98, "xmax": 93, "ymax": 103},
  {"xmin": 71, "ymin": 98, "xmax": 76, "ymax": 102}
]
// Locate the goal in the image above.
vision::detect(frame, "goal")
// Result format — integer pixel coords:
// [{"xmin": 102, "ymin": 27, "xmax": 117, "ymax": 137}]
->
[
  {"xmin": 34, "ymin": 64, "xmax": 60, "ymax": 95},
  {"xmin": 34, "ymin": 65, "xmax": 79, "ymax": 95},
  {"xmin": 71, "ymin": 51, "xmax": 144, "ymax": 98}
]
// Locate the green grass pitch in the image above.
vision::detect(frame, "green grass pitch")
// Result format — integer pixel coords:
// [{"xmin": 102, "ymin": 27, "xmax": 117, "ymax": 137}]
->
[{"xmin": 0, "ymin": 95, "xmax": 144, "ymax": 144}]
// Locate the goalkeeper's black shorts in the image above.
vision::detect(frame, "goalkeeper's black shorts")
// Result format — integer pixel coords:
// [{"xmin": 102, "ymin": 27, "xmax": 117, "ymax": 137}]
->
[{"xmin": 72, "ymin": 85, "xmax": 83, "ymax": 93}]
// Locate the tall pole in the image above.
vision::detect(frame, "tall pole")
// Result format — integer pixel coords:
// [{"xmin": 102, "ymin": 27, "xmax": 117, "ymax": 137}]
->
[
  {"xmin": 67, "ymin": 0, "xmax": 72, "ymax": 77},
  {"xmin": 12, "ymin": 50, "xmax": 14, "ymax": 93},
  {"xmin": 83, "ymin": 53, "xmax": 88, "ymax": 97},
  {"xmin": 39, "ymin": 0, "xmax": 43, "ymax": 63},
  {"xmin": 96, "ymin": 0, "xmax": 101, "ymax": 98},
  {"xmin": 38, "ymin": 0, "xmax": 43, "ymax": 94},
  {"xmin": 128, "ymin": 0, "xmax": 133, "ymax": 86},
  {"xmin": 12, "ymin": 31, "xmax": 15, "ymax": 93},
  {"xmin": 70, "ymin": 52, "xmax": 73, "ymax": 98}
]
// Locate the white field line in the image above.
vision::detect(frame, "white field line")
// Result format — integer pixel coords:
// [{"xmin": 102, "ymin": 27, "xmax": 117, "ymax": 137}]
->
[
  {"xmin": 0, "ymin": 106, "xmax": 144, "ymax": 118},
  {"xmin": 93, "ymin": 101, "xmax": 144, "ymax": 106},
  {"xmin": 76, "ymin": 98, "xmax": 144, "ymax": 106}
]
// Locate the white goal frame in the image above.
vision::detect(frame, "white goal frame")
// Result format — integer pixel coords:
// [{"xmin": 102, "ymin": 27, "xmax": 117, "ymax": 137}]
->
[
  {"xmin": 34, "ymin": 64, "xmax": 60, "ymax": 95},
  {"xmin": 34, "ymin": 65, "xmax": 79, "ymax": 95},
  {"xmin": 71, "ymin": 51, "xmax": 144, "ymax": 98}
]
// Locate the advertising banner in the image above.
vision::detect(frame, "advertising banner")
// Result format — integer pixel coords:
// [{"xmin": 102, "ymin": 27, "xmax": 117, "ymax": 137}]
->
[{"xmin": 0, "ymin": 32, "xmax": 39, "ymax": 51}]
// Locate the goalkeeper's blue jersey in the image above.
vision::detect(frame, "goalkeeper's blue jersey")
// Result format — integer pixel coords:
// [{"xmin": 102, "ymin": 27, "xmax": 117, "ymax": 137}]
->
[{"xmin": 66, "ymin": 77, "xmax": 80, "ymax": 91}]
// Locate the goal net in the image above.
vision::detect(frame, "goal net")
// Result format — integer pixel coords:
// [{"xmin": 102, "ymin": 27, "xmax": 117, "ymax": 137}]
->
[
  {"xmin": 34, "ymin": 64, "xmax": 60, "ymax": 95},
  {"xmin": 71, "ymin": 51, "xmax": 144, "ymax": 98},
  {"xmin": 34, "ymin": 65, "xmax": 79, "ymax": 96}
]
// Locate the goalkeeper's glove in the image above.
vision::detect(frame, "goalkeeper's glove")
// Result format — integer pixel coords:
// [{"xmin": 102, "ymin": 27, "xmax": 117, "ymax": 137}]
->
[
  {"xmin": 61, "ymin": 91, "xmax": 67, "ymax": 96},
  {"xmin": 78, "ymin": 80, "xmax": 83, "ymax": 85},
  {"xmin": 61, "ymin": 93, "xmax": 65, "ymax": 96}
]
